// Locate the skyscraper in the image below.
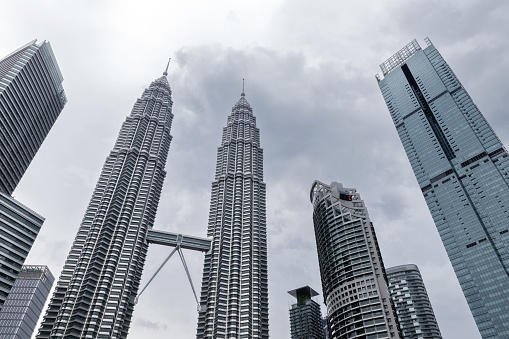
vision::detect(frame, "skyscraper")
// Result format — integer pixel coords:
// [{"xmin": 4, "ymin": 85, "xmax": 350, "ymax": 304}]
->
[
  {"xmin": 322, "ymin": 317, "xmax": 329, "ymax": 339},
  {"xmin": 377, "ymin": 38, "xmax": 509, "ymax": 337},
  {"xmin": 0, "ymin": 265, "xmax": 54, "ymax": 338},
  {"xmin": 196, "ymin": 92, "xmax": 269, "ymax": 338},
  {"xmin": 0, "ymin": 193, "xmax": 44, "ymax": 310},
  {"xmin": 288, "ymin": 286, "xmax": 325, "ymax": 339},
  {"xmin": 0, "ymin": 39, "xmax": 65, "ymax": 310},
  {"xmin": 386, "ymin": 264, "xmax": 442, "ymax": 339},
  {"xmin": 0, "ymin": 40, "xmax": 67, "ymax": 195},
  {"xmin": 310, "ymin": 181, "xmax": 401, "ymax": 339},
  {"xmin": 37, "ymin": 70, "xmax": 174, "ymax": 338}
]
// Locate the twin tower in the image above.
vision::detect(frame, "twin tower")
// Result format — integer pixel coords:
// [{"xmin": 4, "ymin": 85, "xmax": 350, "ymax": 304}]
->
[{"xmin": 36, "ymin": 73, "xmax": 269, "ymax": 338}]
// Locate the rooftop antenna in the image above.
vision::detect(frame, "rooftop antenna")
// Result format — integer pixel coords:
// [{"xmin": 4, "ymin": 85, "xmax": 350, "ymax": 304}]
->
[
  {"xmin": 241, "ymin": 78, "xmax": 245, "ymax": 96},
  {"xmin": 163, "ymin": 58, "xmax": 171, "ymax": 76}
]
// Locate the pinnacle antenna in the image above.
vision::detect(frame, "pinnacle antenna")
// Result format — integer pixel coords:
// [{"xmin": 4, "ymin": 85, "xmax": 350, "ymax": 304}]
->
[
  {"xmin": 163, "ymin": 58, "xmax": 171, "ymax": 76},
  {"xmin": 241, "ymin": 78, "xmax": 245, "ymax": 96}
]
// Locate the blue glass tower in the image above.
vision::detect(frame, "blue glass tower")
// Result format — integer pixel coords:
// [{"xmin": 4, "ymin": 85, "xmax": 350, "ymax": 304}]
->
[{"xmin": 377, "ymin": 39, "xmax": 509, "ymax": 338}]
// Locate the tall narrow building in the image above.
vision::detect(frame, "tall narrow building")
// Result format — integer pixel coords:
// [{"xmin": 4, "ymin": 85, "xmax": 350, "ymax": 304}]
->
[
  {"xmin": 0, "ymin": 194, "xmax": 44, "ymax": 310},
  {"xmin": 377, "ymin": 39, "xmax": 509, "ymax": 338},
  {"xmin": 386, "ymin": 264, "xmax": 442, "ymax": 339},
  {"xmin": 0, "ymin": 39, "xmax": 67, "ymax": 195},
  {"xmin": 197, "ymin": 92, "xmax": 268, "ymax": 338},
  {"xmin": 37, "ymin": 70, "xmax": 173, "ymax": 338},
  {"xmin": 0, "ymin": 40, "xmax": 65, "ymax": 309},
  {"xmin": 288, "ymin": 286, "xmax": 325, "ymax": 339},
  {"xmin": 310, "ymin": 181, "xmax": 401, "ymax": 339},
  {"xmin": 0, "ymin": 265, "xmax": 54, "ymax": 338}
]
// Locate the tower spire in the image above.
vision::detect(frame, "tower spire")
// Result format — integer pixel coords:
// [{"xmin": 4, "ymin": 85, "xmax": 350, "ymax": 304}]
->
[
  {"xmin": 241, "ymin": 78, "xmax": 245, "ymax": 97},
  {"xmin": 163, "ymin": 58, "xmax": 171, "ymax": 76}
]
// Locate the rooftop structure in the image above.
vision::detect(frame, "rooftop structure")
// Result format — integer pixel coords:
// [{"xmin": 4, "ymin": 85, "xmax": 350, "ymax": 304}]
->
[{"xmin": 288, "ymin": 286, "xmax": 325, "ymax": 339}]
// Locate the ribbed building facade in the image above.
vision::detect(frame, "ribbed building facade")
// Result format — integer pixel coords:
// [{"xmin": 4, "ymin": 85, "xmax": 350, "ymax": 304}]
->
[
  {"xmin": 288, "ymin": 286, "xmax": 325, "ymax": 339},
  {"xmin": 310, "ymin": 181, "xmax": 401, "ymax": 339},
  {"xmin": 386, "ymin": 264, "xmax": 441, "ymax": 339},
  {"xmin": 377, "ymin": 39, "xmax": 509, "ymax": 338},
  {"xmin": 0, "ymin": 265, "xmax": 54, "ymax": 338},
  {"xmin": 0, "ymin": 40, "xmax": 65, "ymax": 310},
  {"xmin": 196, "ymin": 93, "xmax": 268, "ymax": 338},
  {"xmin": 0, "ymin": 40, "xmax": 66, "ymax": 195},
  {"xmin": 36, "ymin": 73, "xmax": 173, "ymax": 338},
  {"xmin": 0, "ymin": 193, "xmax": 44, "ymax": 310}
]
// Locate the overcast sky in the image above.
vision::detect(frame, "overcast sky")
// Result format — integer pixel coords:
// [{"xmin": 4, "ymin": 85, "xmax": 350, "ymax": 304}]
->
[{"xmin": 3, "ymin": 0, "xmax": 509, "ymax": 338}]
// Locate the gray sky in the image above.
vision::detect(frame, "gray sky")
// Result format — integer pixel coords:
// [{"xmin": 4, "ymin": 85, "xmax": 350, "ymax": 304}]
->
[{"xmin": 2, "ymin": 0, "xmax": 509, "ymax": 338}]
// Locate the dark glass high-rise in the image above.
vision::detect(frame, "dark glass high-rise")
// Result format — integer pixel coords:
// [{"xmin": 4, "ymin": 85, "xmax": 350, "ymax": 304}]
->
[
  {"xmin": 0, "ymin": 265, "xmax": 54, "ymax": 338},
  {"xmin": 377, "ymin": 38, "xmax": 509, "ymax": 338},
  {"xmin": 0, "ymin": 40, "xmax": 66, "ymax": 195},
  {"xmin": 0, "ymin": 39, "xmax": 65, "ymax": 310},
  {"xmin": 288, "ymin": 286, "xmax": 325, "ymax": 339}
]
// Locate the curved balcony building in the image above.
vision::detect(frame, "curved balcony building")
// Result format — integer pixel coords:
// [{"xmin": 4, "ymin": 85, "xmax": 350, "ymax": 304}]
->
[
  {"xmin": 310, "ymin": 181, "xmax": 401, "ymax": 339},
  {"xmin": 386, "ymin": 264, "xmax": 442, "ymax": 339}
]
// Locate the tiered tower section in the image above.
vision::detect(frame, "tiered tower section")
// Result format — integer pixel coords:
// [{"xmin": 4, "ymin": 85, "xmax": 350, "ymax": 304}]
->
[
  {"xmin": 197, "ymin": 93, "xmax": 268, "ymax": 338},
  {"xmin": 37, "ymin": 74, "xmax": 173, "ymax": 339}
]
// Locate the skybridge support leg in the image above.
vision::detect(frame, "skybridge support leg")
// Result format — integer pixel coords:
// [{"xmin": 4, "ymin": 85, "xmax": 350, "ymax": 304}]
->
[{"xmin": 136, "ymin": 230, "xmax": 212, "ymax": 311}]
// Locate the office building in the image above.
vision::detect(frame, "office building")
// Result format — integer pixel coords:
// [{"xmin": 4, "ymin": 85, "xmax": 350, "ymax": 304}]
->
[
  {"xmin": 36, "ymin": 69, "xmax": 174, "ymax": 338},
  {"xmin": 288, "ymin": 286, "xmax": 325, "ymax": 339},
  {"xmin": 0, "ymin": 39, "xmax": 64, "ymax": 310},
  {"xmin": 0, "ymin": 265, "xmax": 54, "ymax": 338},
  {"xmin": 0, "ymin": 193, "xmax": 44, "ymax": 310},
  {"xmin": 386, "ymin": 264, "xmax": 442, "ymax": 339},
  {"xmin": 310, "ymin": 181, "xmax": 401, "ymax": 339},
  {"xmin": 377, "ymin": 38, "xmax": 509, "ymax": 337},
  {"xmin": 0, "ymin": 40, "xmax": 67, "ymax": 195},
  {"xmin": 196, "ymin": 92, "xmax": 269, "ymax": 338}
]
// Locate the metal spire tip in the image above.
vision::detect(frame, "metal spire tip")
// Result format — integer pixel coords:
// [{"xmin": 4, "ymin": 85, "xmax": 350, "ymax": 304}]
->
[{"xmin": 163, "ymin": 58, "xmax": 171, "ymax": 76}]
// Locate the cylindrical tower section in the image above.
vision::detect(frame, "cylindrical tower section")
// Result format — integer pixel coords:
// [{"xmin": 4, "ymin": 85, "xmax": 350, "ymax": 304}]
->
[
  {"xmin": 310, "ymin": 181, "xmax": 401, "ymax": 339},
  {"xmin": 386, "ymin": 264, "xmax": 442, "ymax": 339}
]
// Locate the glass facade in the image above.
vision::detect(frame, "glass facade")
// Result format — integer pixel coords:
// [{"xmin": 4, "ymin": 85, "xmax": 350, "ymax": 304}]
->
[
  {"xmin": 310, "ymin": 181, "xmax": 401, "ymax": 339},
  {"xmin": 378, "ymin": 39, "xmax": 509, "ymax": 338},
  {"xmin": 37, "ymin": 73, "xmax": 173, "ymax": 338},
  {"xmin": 0, "ymin": 40, "xmax": 66, "ymax": 195},
  {"xmin": 196, "ymin": 93, "xmax": 269, "ymax": 338},
  {"xmin": 0, "ymin": 40, "xmax": 64, "ymax": 311},
  {"xmin": 386, "ymin": 264, "xmax": 442, "ymax": 339},
  {"xmin": 0, "ymin": 193, "xmax": 44, "ymax": 311},
  {"xmin": 0, "ymin": 265, "xmax": 54, "ymax": 338},
  {"xmin": 288, "ymin": 286, "xmax": 325, "ymax": 339}
]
